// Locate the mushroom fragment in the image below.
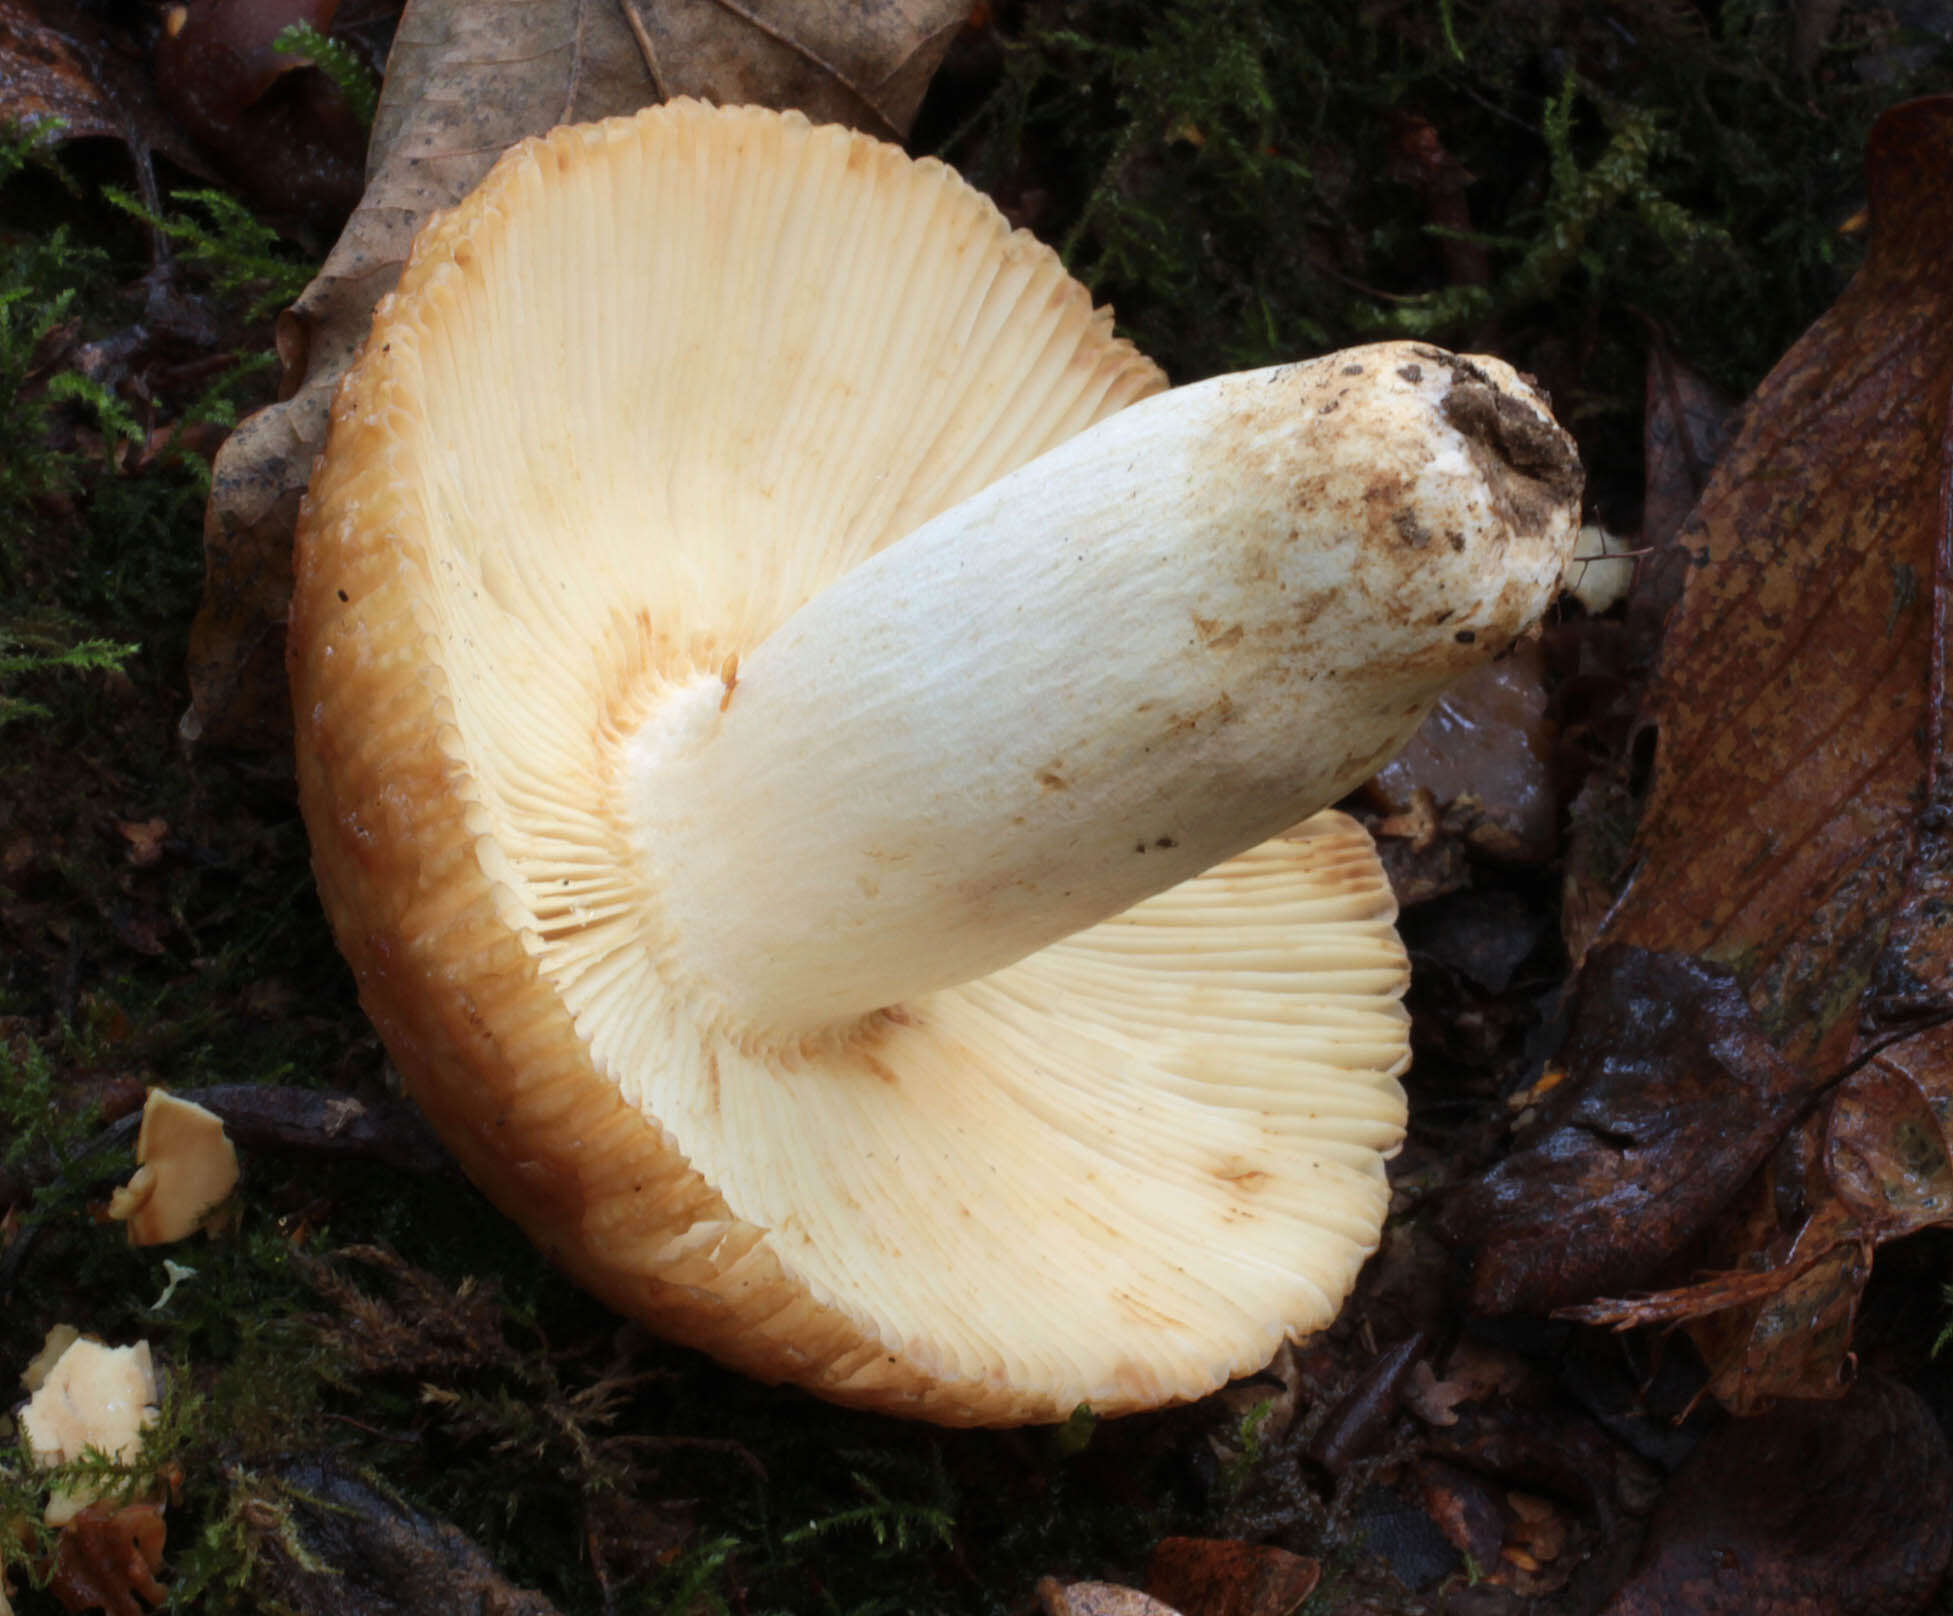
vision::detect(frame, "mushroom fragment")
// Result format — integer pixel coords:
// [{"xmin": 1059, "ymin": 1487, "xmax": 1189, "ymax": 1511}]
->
[
  {"xmin": 106, "ymin": 1089, "xmax": 238, "ymax": 1245},
  {"xmin": 290, "ymin": 101, "xmax": 1581, "ymax": 1425},
  {"xmin": 19, "ymin": 1334, "xmax": 160, "ymax": 1526}
]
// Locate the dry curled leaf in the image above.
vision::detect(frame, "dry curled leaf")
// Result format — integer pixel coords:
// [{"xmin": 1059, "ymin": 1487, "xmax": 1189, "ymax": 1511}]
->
[
  {"xmin": 1445, "ymin": 96, "xmax": 1953, "ymax": 1351},
  {"xmin": 188, "ymin": 0, "xmax": 966, "ymax": 743}
]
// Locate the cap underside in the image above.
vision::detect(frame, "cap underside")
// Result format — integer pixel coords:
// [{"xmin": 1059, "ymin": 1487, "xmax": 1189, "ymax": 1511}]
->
[{"xmin": 293, "ymin": 101, "xmax": 1410, "ymax": 1422}]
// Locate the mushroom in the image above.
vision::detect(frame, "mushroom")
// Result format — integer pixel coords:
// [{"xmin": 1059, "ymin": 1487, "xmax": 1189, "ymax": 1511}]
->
[
  {"xmin": 289, "ymin": 101, "xmax": 1581, "ymax": 1424},
  {"xmin": 106, "ymin": 1089, "xmax": 239, "ymax": 1245},
  {"xmin": 18, "ymin": 1333, "xmax": 160, "ymax": 1526}
]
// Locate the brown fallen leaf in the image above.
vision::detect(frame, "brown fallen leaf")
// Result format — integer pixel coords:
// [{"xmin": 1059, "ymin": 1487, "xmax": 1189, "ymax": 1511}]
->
[
  {"xmin": 0, "ymin": 0, "xmax": 207, "ymax": 181},
  {"xmin": 48, "ymin": 1502, "xmax": 168, "ymax": 1616},
  {"xmin": 1304, "ymin": 1333, "xmax": 1426, "ymax": 1473},
  {"xmin": 1409, "ymin": 1458, "xmax": 1505, "ymax": 1571},
  {"xmin": 151, "ymin": 0, "xmax": 369, "ymax": 237},
  {"xmin": 1610, "ymin": 93, "xmax": 1953, "ymax": 1076},
  {"xmin": 1503, "ymin": 1490, "xmax": 1566, "ymax": 1579},
  {"xmin": 187, "ymin": 0, "xmax": 968, "ymax": 744},
  {"xmin": 1600, "ymin": 1376, "xmax": 1953, "ymax": 1616},
  {"xmin": 1368, "ymin": 640, "xmax": 1557, "ymax": 866},
  {"xmin": 1631, "ymin": 329, "xmax": 1734, "ymax": 648},
  {"xmin": 626, "ymin": 0, "xmax": 964, "ymax": 139},
  {"xmin": 1566, "ymin": 1031, "xmax": 1953, "ymax": 1410},
  {"xmin": 1, "ymin": 0, "xmax": 130, "ymax": 140},
  {"xmin": 1443, "ymin": 95, "xmax": 1953, "ymax": 1329},
  {"xmin": 1402, "ymin": 1340, "xmax": 1534, "ymax": 1428},
  {"xmin": 1146, "ymin": 1538, "xmax": 1320, "ymax": 1616},
  {"xmin": 1440, "ymin": 946, "xmax": 1825, "ymax": 1310}
]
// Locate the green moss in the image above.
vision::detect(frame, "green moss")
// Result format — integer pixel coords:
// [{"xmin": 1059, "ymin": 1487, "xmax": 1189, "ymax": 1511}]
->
[
  {"xmin": 273, "ymin": 23, "xmax": 381, "ymax": 130},
  {"xmin": 936, "ymin": 0, "xmax": 1947, "ymax": 501},
  {"xmin": 105, "ymin": 188, "xmax": 316, "ymax": 325}
]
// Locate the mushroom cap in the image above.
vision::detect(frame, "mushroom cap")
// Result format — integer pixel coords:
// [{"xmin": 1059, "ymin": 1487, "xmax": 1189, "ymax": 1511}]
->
[
  {"xmin": 19, "ymin": 1334, "xmax": 159, "ymax": 1525},
  {"xmin": 290, "ymin": 101, "xmax": 1410, "ymax": 1424},
  {"xmin": 107, "ymin": 1089, "xmax": 239, "ymax": 1245}
]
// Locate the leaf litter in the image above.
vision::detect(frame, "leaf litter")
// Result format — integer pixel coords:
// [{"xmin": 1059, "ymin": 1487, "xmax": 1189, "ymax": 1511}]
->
[{"xmin": 1444, "ymin": 95, "xmax": 1953, "ymax": 1424}]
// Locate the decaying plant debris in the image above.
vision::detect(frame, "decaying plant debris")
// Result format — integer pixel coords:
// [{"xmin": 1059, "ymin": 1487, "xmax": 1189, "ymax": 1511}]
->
[{"xmin": 7, "ymin": 2, "xmax": 1953, "ymax": 1613}]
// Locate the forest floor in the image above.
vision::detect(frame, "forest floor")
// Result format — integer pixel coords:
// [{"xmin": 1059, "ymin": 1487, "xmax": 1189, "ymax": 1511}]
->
[{"xmin": 5, "ymin": 3, "xmax": 1953, "ymax": 1613}]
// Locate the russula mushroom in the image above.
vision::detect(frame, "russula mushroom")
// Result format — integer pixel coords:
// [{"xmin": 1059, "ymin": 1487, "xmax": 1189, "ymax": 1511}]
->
[
  {"xmin": 19, "ymin": 1333, "xmax": 160, "ymax": 1526},
  {"xmin": 290, "ymin": 101, "xmax": 1580, "ymax": 1424},
  {"xmin": 106, "ymin": 1089, "xmax": 239, "ymax": 1245}
]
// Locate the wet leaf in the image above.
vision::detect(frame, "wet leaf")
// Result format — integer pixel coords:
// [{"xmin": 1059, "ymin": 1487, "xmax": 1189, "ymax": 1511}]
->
[
  {"xmin": 1569, "ymin": 1040, "xmax": 1953, "ymax": 1410},
  {"xmin": 1600, "ymin": 1377, "xmax": 1953, "ymax": 1615},
  {"xmin": 1445, "ymin": 96, "xmax": 1953, "ymax": 1331},
  {"xmin": 1369, "ymin": 641, "xmax": 1557, "ymax": 865},
  {"xmin": 1440, "ymin": 946, "xmax": 1823, "ymax": 1310},
  {"xmin": 250, "ymin": 1459, "xmax": 562, "ymax": 1616},
  {"xmin": 0, "ymin": 0, "xmax": 129, "ymax": 142},
  {"xmin": 187, "ymin": 0, "xmax": 967, "ymax": 743},
  {"xmin": 1304, "ymin": 1333, "xmax": 1426, "ymax": 1473},
  {"xmin": 0, "ymin": 0, "xmax": 205, "ymax": 174},
  {"xmin": 1630, "ymin": 332, "xmax": 1733, "ymax": 647}
]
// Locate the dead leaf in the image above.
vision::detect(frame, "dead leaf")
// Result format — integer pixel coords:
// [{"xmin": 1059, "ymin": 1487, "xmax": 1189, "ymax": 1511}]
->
[
  {"xmin": 624, "ymin": 0, "xmax": 966, "ymax": 140},
  {"xmin": 1402, "ymin": 1341, "xmax": 1534, "ymax": 1428},
  {"xmin": 1631, "ymin": 331, "xmax": 1733, "ymax": 647},
  {"xmin": 1440, "ymin": 946, "xmax": 1824, "ymax": 1311},
  {"xmin": 1146, "ymin": 1538, "xmax": 1320, "ymax": 1616},
  {"xmin": 48, "ymin": 1502, "xmax": 168, "ymax": 1616},
  {"xmin": 1445, "ymin": 95, "xmax": 1953, "ymax": 1327},
  {"xmin": 1304, "ymin": 1333, "xmax": 1426, "ymax": 1473},
  {"xmin": 1610, "ymin": 94, "xmax": 1953, "ymax": 1070},
  {"xmin": 1409, "ymin": 1458, "xmax": 1505, "ymax": 1569},
  {"xmin": 1504, "ymin": 1491, "xmax": 1565, "ymax": 1566},
  {"xmin": 0, "ymin": 0, "xmax": 207, "ymax": 177},
  {"xmin": 1567, "ymin": 1034, "xmax": 1953, "ymax": 1410},
  {"xmin": 0, "ymin": 0, "xmax": 126, "ymax": 140},
  {"xmin": 1369, "ymin": 641, "xmax": 1557, "ymax": 865},
  {"xmin": 187, "ymin": 0, "xmax": 967, "ymax": 744},
  {"xmin": 151, "ymin": 0, "xmax": 368, "ymax": 236},
  {"xmin": 1600, "ymin": 1376, "xmax": 1953, "ymax": 1615},
  {"xmin": 1039, "ymin": 1577, "xmax": 1183, "ymax": 1616}
]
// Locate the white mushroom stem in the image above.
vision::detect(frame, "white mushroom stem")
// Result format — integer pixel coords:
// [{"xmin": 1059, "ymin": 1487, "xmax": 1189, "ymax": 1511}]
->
[{"xmin": 628, "ymin": 344, "xmax": 1579, "ymax": 1036}]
